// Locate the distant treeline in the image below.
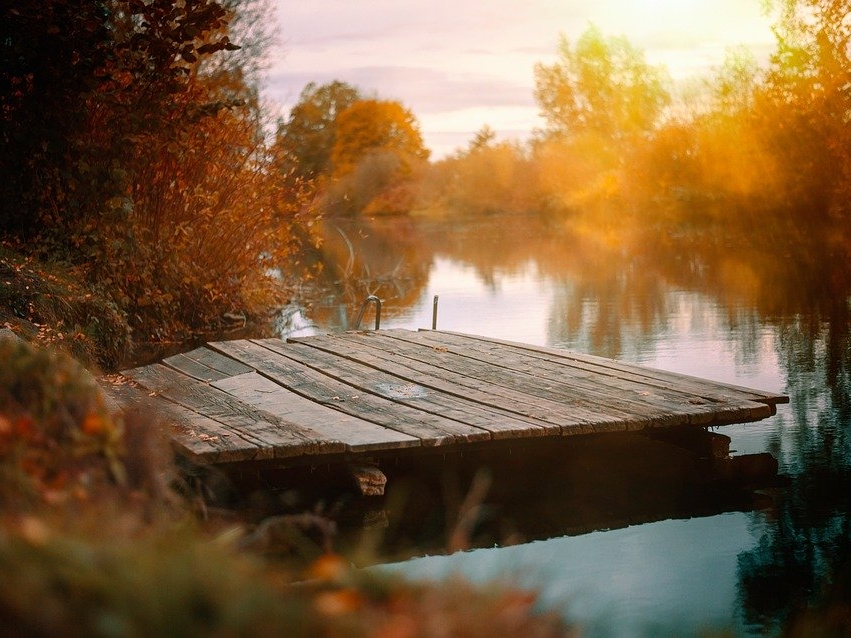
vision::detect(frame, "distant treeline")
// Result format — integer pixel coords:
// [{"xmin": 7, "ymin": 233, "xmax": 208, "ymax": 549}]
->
[
  {"xmin": 273, "ymin": 1, "xmax": 850, "ymax": 261},
  {"xmin": 414, "ymin": 4, "xmax": 851, "ymax": 253}
]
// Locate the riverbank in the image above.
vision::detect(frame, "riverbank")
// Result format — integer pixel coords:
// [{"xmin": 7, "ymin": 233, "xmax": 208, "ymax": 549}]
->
[
  {"xmin": 0, "ymin": 244, "xmax": 131, "ymax": 370},
  {"xmin": 0, "ymin": 331, "xmax": 571, "ymax": 636},
  {"xmin": 0, "ymin": 242, "xmax": 291, "ymax": 372}
]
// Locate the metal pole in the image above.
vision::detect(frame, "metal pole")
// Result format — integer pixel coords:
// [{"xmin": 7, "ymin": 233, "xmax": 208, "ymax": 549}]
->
[{"xmin": 432, "ymin": 294, "xmax": 439, "ymax": 330}]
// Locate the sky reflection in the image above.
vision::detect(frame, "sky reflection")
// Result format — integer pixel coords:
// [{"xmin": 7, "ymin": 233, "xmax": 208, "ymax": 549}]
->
[{"xmin": 379, "ymin": 512, "xmax": 763, "ymax": 637}]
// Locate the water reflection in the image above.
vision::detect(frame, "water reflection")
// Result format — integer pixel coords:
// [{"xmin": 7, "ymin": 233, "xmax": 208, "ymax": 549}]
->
[
  {"xmin": 379, "ymin": 513, "xmax": 762, "ymax": 637},
  {"xmin": 301, "ymin": 217, "xmax": 432, "ymax": 330},
  {"xmin": 283, "ymin": 212, "xmax": 850, "ymax": 633},
  {"xmin": 737, "ymin": 312, "xmax": 851, "ymax": 631}
]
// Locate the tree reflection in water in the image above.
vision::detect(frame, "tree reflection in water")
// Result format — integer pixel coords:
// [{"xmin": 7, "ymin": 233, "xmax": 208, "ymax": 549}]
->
[{"xmin": 738, "ymin": 309, "xmax": 851, "ymax": 631}]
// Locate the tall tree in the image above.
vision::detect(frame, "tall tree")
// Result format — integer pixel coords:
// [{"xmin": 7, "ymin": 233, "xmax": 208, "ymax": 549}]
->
[
  {"xmin": 533, "ymin": 25, "xmax": 670, "ymax": 143},
  {"xmin": 467, "ymin": 125, "xmax": 497, "ymax": 153},
  {"xmin": 330, "ymin": 99, "xmax": 429, "ymax": 177},
  {"xmin": 274, "ymin": 80, "xmax": 363, "ymax": 179},
  {"xmin": 760, "ymin": 0, "xmax": 851, "ymax": 214},
  {"xmin": 320, "ymin": 98, "xmax": 429, "ymax": 215}
]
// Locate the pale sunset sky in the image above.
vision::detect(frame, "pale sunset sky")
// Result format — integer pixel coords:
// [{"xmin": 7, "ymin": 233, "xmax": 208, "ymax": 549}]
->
[{"xmin": 265, "ymin": 0, "xmax": 778, "ymax": 158}]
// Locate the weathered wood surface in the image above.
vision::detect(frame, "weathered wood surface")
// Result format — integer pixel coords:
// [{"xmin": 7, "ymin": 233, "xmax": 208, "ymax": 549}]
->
[{"xmin": 119, "ymin": 329, "xmax": 789, "ymax": 466}]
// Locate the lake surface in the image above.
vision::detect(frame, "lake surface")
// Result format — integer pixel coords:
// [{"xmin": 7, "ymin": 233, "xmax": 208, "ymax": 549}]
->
[{"xmin": 279, "ymin": 213, "xmax": 850, "ymax": 636}]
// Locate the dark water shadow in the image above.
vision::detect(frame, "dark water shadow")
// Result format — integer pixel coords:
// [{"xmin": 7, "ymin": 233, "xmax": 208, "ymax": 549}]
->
[{"xmin": 213, "ymin": 428, "xmax": 784, "ymax": 567}]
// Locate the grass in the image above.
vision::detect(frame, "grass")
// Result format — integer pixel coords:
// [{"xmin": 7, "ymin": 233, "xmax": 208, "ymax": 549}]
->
[{"xmin": 0, "ymin": 243, "xmax": 131, "ymax": 370}]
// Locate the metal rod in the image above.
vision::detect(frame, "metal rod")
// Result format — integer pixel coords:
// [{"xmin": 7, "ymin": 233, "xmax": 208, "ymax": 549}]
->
[
  {"xmin": 353, "ymin": 295, "xmax": 381, "ymax": 330},
  {"xmin": 432, "ymin": 294, "xmax": 439, "ymax": 330}
]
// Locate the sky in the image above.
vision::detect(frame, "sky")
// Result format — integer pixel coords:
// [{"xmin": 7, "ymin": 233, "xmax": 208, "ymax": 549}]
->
[{"xmin": 265, "ymin": 0, "xmax": 778, "ymax": 158}]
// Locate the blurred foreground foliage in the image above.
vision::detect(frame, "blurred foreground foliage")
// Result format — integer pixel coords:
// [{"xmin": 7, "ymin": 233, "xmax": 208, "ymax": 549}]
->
[
  {"xmin": 0, "ymin": 336, "xmax": 569, "ymax": 637},
  {"xmin": 0, "ymin": 526, "xmax": 569, "ymax": 638},
  {"xmin": 0, "ymin": 336, "xmax": 126, "ymax": 508}
]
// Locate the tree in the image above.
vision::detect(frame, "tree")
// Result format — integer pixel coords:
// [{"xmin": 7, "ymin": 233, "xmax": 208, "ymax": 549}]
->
[
  {"xmin": 678, "ymin": 47, "xmax": 777, "ymax": 204},
  {"xmin": 468, "ymin": 125, "xmax": 497, "ymax": 152},
  {"xmin": 0, "ymin": 0, "xmax": 240, "ymax": 237},
  {"xmin": 759, "ymin": 0, "xmax": 851, "ymax": 215},
  {"xmin": 319, "ymin": 99, "xmax": 429, "ymax": 215},
  {"xmin": 0, "ymin": 0, "xmax": 321, "ymax": 345},
  {"xmin": 452, "ymin": 142, "xmax": 533, "ymax": 215},
  {"xmin": 330, "ymin": 99, "xmax": 429, "ymax": 177},
  {"xmin": 274, "ymin": 80, "xmax": 363, "ymax": 179},
  {"xmin": 202, "ymin": 0, "xmax": 276, "ymax": 88},
  {"xmin": 767, "ymin": 0, "xmax": 851, "ymax": 101},
  {"xmin": 533, "ymin": 25, "xmax": 670, "ymax": 143},
  {"xmin": 712, "ymin": 46, "xmax": 760, "ymax": 116}
]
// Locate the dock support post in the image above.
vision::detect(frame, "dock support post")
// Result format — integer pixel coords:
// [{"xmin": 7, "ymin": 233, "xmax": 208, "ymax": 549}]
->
[{"xmin": 347, "ymin": 463, "xmax": 387, "ymax": 496}]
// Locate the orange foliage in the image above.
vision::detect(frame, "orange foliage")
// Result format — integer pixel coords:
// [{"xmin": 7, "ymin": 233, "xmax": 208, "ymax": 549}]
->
[
  {"xmin": 320, "ymin": 99, "xmax": 429, "ymax": 215},
  {"xmin": 297, "ymin": 553, "xmax": 568, "ymax": 638},
  {"xmin": 414, "ymin": 9, "xmax": 851, "ymax": 266},
  {"xmin": 456, "ymin": 143, "xmax": 535, "ymax": 215},
  {"xmin": 331, "ymin": 100, "xmax": 429, "ymax": 178},
  {"xmin": 0, "ymin": 338, "xmax": 126, "ymax": 507},
  {"xmin": 533, "ymin": 25, "xmax": 670, "ymax": 143},
  {"xmin": 2, "ymin": 1, "xmax": 318, "ymax": 349}
]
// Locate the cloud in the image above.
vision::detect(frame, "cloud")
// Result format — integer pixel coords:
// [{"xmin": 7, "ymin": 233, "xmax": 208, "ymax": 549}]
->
[{"xmin": 266, "ymin": 65, "xmax": 534, "ymax": 116}]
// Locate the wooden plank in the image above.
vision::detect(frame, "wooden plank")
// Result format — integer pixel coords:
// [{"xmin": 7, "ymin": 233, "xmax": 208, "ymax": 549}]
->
[
  {"xmin": 268, "ymin": 338, "xmax": 558, "ymax": 440},
  {"xmin": 123, "ymin": 363, "xmax": 344, "ymax": 459},
  {"xmin": 289, "ymin": 333, "xmax": 633, "ymax": 435},
  {"xmin": 381, "ymin": 330, "xmax": 773, "ymax": 425},
  {"xmin": 211, "ymin": 371, "xmax": 421, "ymax": 453},
  {"xmin": 163, "ymin": 352, "xmax": 229, "ymax": 382},
  {"xmin": 101, "ymin": 378, "xmax": 230, "ymax": 464},
  {"xmin": 387, "ymin": 331, "xmax": 756, "ymax": 427},
  {"xmin": 412, "ymin": 329, "xmax": 774, "ymax": 424},
  {"xmin": 181, "ymin": 346, "xmax": 254, "ymax": 378},
  {"xmin": 314, "ymin": 332, "xmax": 689, "ymax": 428},
  {"xmin": 208, "ymin": 339, "xmax": 483, "ymax": 446},
  {"xmin": 429, "ymin": 329, "xmax": 788, "ymax": 406},
  {"xmin": 329, "ymin": 331, "xmax": 767, "ymax": 429},
  {"xmin": 166, "ymin": 403, "xmax": 252, "ymax": 465}
]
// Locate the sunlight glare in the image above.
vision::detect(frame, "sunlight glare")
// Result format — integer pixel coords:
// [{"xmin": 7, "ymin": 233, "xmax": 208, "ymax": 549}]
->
[{"xmin": 586, "ymin": 0, "xmax": 776, "ymax": 79}]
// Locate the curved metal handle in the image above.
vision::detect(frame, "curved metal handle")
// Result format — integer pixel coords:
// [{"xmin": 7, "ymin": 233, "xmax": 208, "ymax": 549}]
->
[{"xmin": 353, "ymin": 295, "xmax": 381, "ymax": 330}]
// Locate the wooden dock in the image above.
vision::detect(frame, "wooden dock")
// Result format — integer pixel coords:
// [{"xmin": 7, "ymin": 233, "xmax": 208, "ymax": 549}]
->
[{"xmin": 120, "ymin": 329, "xmax": 788, "ymax": 472}]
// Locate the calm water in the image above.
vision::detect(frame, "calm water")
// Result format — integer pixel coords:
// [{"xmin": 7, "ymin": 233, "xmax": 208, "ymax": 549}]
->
[{"xmin": 280, "ymin": 213, "xmax": 850, "ymax": 636}]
